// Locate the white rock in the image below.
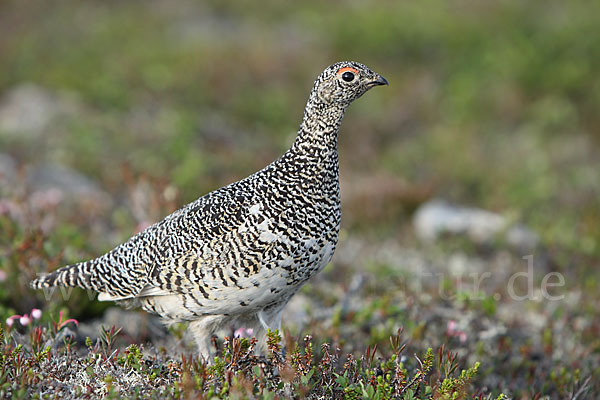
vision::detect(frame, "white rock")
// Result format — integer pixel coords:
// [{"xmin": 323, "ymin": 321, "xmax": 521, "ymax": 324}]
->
[
  {"xmin": 413, "ymin": 199, "xmax": 538, "ymax": 249},
  {"xmin": 0, "ymin": 84, "xmax": 61, "ymax": 137}
]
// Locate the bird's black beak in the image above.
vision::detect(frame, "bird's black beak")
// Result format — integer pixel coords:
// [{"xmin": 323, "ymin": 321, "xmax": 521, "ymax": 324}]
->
[{"xmin": 368, "ymin": 74, "xmax": 389, "ymax": 87}]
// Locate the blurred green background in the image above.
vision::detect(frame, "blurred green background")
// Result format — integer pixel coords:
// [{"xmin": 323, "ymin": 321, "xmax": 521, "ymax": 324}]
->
[
  {"xmin": 0, "ymin": 0, "xmax": 599, "ymax": 396},
  {"xmin": 1, "ymin": 0, "xmax": 598, "ymax": 252}
]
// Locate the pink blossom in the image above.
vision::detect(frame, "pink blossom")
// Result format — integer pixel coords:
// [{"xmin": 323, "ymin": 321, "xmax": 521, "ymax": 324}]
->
[
  {"xmin": 0, "ymin": 269, "xmax": 6, "ymax": 282},
  {"xmin": 19, "ymin": 315, "xmax": 31, "ymax": 326},
  {"xmin": 31, "ymin": 309, "xmax": 42, "ymax": 319},
  {"xmin": 234, "ymin": 327, "xmax": 254, "ymax": 338},
  {"xmin": 6, "ymin": 315, "xmax": 22, "ymax": 327},
  {"xmin": 446, "ymin": 320, "xmax": 457, "ymax": 335},
  {"xmin": 446, "ymin": 319, "xmax": 468, "ymax": 343}
]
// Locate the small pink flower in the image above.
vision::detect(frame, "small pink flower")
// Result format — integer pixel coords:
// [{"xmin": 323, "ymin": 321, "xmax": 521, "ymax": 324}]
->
[
  {"xmin": 234, "ymin": 327, "xmax": 254, "ymax": 338},
  {"xmin": 31, "ymin": 309, "xmax": 42, "ymax": 319},
  {"xmin": 19, "ymin": 315, "xmax": 31, "ymax": 326},
  {"xmin": 446, "ymin": 320, "xmax": 457, "ymax": 335},
  {"xmin": 447, "ymin": 319, "xmax": 467, "ymax": 343},
  {"xmin": 0, "ymin": 269, "xmax": 6, "ymax": 282},
  {"xmin": 6, "ymin": 315, "xmax": 22, "ymax": 327}
]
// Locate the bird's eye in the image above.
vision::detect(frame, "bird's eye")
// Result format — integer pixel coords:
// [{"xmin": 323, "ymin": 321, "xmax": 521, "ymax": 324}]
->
[
  {"xmin": 342, "ymin": 71, "xmax": 355, "ymax": 82},
  {"xmin": 337, "ymin": 66, "xmax": 358, "ymax": 83}
]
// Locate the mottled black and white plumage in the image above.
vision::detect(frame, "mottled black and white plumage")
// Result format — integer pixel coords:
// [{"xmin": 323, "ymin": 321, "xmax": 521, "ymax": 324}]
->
[{"xmin": 31, "ymin": 61, "xmax": 388, "ymax": 358}]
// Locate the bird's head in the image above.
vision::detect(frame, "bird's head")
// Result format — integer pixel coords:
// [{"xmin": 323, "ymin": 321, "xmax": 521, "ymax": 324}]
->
[{"xmin": 312, "ymin": 61, "xmax": 388, "ymax": 107}]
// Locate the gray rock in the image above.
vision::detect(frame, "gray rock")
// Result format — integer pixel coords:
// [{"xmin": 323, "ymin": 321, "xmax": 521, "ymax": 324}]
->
[
  {"xmin": 26, "ymin": 163, "xmax": 112, "ymax": 211},
  {"xmin": 0, "ymin": 84, "xmax": 63, "ymax": 138},
  {"xmin": 27, "ymin": 163, "xmax": 97, "ymax": 195},
  {"xmin": 413, "ymin": 199, "xmax": 538, "ymax": 250}
]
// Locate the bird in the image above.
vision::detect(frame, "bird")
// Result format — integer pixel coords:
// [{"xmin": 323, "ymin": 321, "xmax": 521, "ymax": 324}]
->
[{"xmin": 31, "ymin": 61, "xmax": 388, "ymax": 359}]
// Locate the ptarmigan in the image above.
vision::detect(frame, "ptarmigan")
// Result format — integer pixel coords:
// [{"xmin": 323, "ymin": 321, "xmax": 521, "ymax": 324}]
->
[{"xmin": 31, "ymin": 61, "xmax": 388, "ymax": 358}]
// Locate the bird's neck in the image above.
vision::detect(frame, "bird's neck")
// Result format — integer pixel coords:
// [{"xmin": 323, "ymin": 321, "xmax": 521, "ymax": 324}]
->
[
  {"xmin": 270, "ymin": 96, "xmax": 344, "ymax": 193},
  {"xmin": 290, "ymin": 96, "xmax": 347, "ymax": 159}
]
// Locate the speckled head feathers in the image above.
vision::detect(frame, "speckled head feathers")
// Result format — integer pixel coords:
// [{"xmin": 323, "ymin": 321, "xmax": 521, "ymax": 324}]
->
[{"xmin": 312, "ymin": 61, "xmax": 388, "ymax": 106}]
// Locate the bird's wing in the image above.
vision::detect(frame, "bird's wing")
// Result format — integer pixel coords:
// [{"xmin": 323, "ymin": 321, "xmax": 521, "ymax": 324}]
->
[
  {"xmin": 88, "ymin": 180, "xmax": 251, "ymax": 299},
  {"xmin": 138, "ymin": 182, "xmax": 291, "ymax": 302}
]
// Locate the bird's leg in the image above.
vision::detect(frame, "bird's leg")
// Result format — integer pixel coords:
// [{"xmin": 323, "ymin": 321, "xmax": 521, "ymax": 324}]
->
[
  {"xmin": 255, "ymin": 306, "xmax": 284, "ymax": 357},
  {"xmin": 188, "ymin": 315, "xmax": 224, "ymax": 361}
]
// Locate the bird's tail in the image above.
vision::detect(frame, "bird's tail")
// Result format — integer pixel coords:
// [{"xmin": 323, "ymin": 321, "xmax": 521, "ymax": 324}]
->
[{"xmin": 30, "ymin": 260, "xmax": 95, "ymax": 290}]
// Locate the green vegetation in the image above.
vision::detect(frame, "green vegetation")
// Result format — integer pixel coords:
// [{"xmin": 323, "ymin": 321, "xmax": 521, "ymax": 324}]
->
[
  {"xmin": 0, "ymin": 0, "xmax": 598, "ymax": 397},
  {"xmin": 0, "ymin": 319, "xmax": 490, "ymax": 399}
]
